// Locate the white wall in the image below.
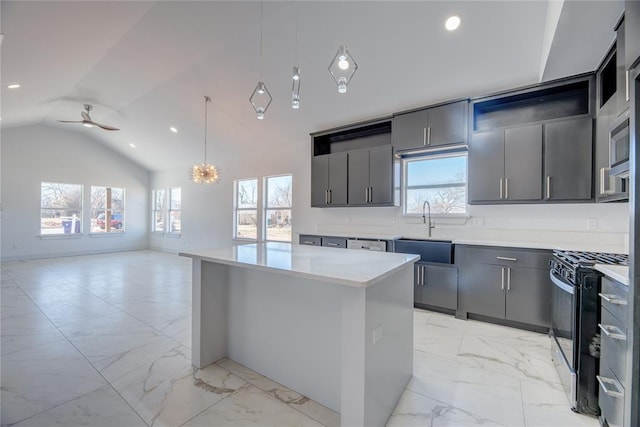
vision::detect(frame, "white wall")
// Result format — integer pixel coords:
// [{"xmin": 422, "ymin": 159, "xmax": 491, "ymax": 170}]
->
[
  {"xmin": 1, "ymin": 124, "xmax": 149, "ymax": 261},
  {"xmin": 151, "ymin": 128, "xmax": 629, "ymax": 254}
]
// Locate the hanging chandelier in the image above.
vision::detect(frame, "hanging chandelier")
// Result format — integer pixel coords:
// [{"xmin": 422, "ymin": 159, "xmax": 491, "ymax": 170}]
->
[
  {"xmin": 191, "ymin": 96, "xmax": 220, "ymax": 184},
  {"xmin": 328, "ymin": 1, "xmax": 358, "ymax": 94}
]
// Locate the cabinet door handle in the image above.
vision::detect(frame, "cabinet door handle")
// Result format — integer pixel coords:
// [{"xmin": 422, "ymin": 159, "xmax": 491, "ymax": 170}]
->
[
  {"xmin": 325, "ymin": 190, "xmax": 329, "ymax": 204},
  {"xmin": 546, "ymin": 176, "xmax": 551, "ymax": 199},
  {"xmin": 626, "ymin": 70, "xmax": 630, "ymax": 102},
  {"xmin": 420, "ymin": 266, "xmax": 425, "ymax": 286},
  {"xmin": 329, "ymin": 189, "xmax": 332, "ymax": 204},
  {"xmin": 597, "ymin": 375, "xmax": 624, "ymax": 399},
  {"xmin": 369, "ymin": 187, "xmax": 373, "ymax": 203},
  {"xmin": 598, "ymin": 293, "xmax": 628, "ymax": 305},
  {"xmin": 499, "ymin": 178, "xmax": 504, "ymax": 199},
  {"xmin": 598, "ymin": 323, "xmax": 627, "ymax": 340},
  {"xmin": 507, "ymin": 267, "xmax": 511, "ymax": 291},
  {"xmin": 427, "ymin": 126, "xmax": 431, "ymax": 145},
  {"xmin": 501, "ymin": 267, "xmax": 505, "ymax": 291},
  {"xmin": 496, "ymin": 256, "xmax": 517, "ymax": 262},
  {"xmin": 505, "ymin": 178, "xmax": 509, "ymax": 199},
  {"xmin": 423, "ymin": 127, "xmax": 427, "ymax": 146}
]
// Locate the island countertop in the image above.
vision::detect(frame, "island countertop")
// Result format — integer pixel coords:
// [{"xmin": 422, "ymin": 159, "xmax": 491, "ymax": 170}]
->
[{"xmin": 180, "ymin": 242, "xmax": 419, "ymax": 288}]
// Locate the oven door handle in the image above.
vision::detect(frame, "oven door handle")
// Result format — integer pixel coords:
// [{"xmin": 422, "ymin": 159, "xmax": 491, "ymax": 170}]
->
[{"xmin": 549, "ymin": 271, "xmax": 575, "ymax": 295}]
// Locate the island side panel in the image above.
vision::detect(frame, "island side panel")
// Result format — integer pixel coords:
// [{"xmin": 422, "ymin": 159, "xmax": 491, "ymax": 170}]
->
[
  {"xmin": 226, "ymin": 266, "xmax": 342, "ymax": 412},
  {"xmin": 192, "ymin": 259, "xmax": 229, "ymax": 368},
  {"xmin": 341, "ymin": 263, "xmax": 414, "ymax": 427}
]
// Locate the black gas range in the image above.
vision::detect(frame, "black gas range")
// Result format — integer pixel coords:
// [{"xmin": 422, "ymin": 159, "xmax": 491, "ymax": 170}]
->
[{"xmin": 549, "ymin": 250, "xmax": 628, "ymax": 415}]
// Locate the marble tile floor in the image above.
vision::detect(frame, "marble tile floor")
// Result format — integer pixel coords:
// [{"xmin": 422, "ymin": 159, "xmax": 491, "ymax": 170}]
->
[{"xmin": 1, "ymin": 250, "xmax": 599, "ymax": 426}]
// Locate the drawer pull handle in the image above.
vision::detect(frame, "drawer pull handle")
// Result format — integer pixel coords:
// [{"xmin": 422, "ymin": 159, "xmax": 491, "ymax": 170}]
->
[
  {"xmin": 598, "ymin": 323, "xmax": 627, "ymax": 341},
  {"xmin": 596, "ymin": 375, "xmax": 624, "ymax": 398},
  {"xmin": 598, "ymin": 293, "xmax": 628, "ymax": 305},
  {"xmin": 326, "ymin": 243, "xmax": 339, "ymax": 247},
  {"xmin": 496, "ymin": 256, "xmax": 517, "ymax": 262},
  {"xmin": 303, "ymin": 241, "xmax": 315, "ymax": 245}
]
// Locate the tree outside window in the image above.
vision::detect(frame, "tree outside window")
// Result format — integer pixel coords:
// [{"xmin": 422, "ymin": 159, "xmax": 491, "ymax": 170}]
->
[
  {"xmin": 91, "ymin": 186, "xmax": 125, "ymax": 232},
  {"xmin": 152, "ymin": 189, "xmax": 166, "ymax": 232},
  {"xmin": 234, "ymin": 179, "xmax": 258, "ymax": 240},
  {"xmin": 169, "ymin": 188, "xmax": 181, "ymax": 233},
  {"xmin": 403, "ymin": 154, "xmax": 468, "ymax": 215},
  {"xmin": 40, "ymin": 182, "xmax": 82, "ymax": 234},
  {"xmin": 264, "ymin": 175, "xmax": 292, "ymax": 242}
]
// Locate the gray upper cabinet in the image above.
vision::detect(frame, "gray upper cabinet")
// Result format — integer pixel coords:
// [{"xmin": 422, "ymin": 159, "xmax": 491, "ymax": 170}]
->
[
  {"xmin": 504, "ymin": 125, "xmax": 543, "ymax": 201},
  {"xmin": 626, "ymin": 1, "xmax": 640, "ymax": 69},
  {"xmin": 469, "ymin": 124, "xmax": 542, "ymax": 203},
  {"xmin": 347, "ymin": 145, "xmax": 393, "ymax": 206},
  {"xmin": 544, "ymin": 117, "xmax": 593, "ymax": 201},
  {"xmin": 392, "ymin": 100, "xmax": 467, "ymax": 152},
  {"xmin": 469, "ymin": 130, "xmax": 504, "ymax": 202},
  {"xmin": 311, "ymin": 153, "xmax": 348, "ymax": 207}
]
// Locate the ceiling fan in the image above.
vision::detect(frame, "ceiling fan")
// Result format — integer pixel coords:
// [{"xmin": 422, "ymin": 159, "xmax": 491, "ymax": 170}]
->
[{"xmin": 58, "ymin": 104, "xmax": 119, "ymax": 131}]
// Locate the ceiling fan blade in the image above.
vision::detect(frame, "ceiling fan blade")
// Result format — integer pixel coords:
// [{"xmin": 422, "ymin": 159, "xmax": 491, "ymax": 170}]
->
[{"xmin": 92, "ymin": 121, "xmax": 120, "ymax": 131}]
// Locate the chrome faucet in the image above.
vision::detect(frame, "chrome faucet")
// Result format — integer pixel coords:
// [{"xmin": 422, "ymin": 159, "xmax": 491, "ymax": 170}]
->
[{"xmin": 422, "ymin": 201, "xmax": 435, "ymax": 237}]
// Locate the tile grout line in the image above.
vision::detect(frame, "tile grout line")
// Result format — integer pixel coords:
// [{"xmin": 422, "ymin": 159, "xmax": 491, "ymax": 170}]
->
[{"xmin": 9, "ymin": 276, "xmax": 152, "ymax": 427}]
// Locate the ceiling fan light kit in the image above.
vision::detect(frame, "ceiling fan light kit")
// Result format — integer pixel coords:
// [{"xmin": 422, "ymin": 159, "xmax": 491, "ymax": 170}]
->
[{"xmin": 58, "ymin": 104, "xmax": 120, "ymax": 131}]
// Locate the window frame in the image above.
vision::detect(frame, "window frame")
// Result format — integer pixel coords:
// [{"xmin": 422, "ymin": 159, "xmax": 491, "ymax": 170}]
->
[
  {"xmin": 263, "ymin": 174, "xmax": 293, "ymax": 243},
  {"xmin": 152, "ymin": 189, "xmax": 166, "ymax": 233},
  {"xmin": 40, "ymin": 182, "xmax": 83, "ymax": 236},
  {"xmin": 168, "ymin": 187, "xmax": 182, "ymax": 234},
  {"xmin": 233, "ymin": 178, "xmax": 260, "ymax": 241},
  {"xmin": 90, "ymin": 186, "xmax": 125, "ymax": 233},
  {"xmin": 401, "ymin": 151, "xmax": 469, "ymax": 217}
]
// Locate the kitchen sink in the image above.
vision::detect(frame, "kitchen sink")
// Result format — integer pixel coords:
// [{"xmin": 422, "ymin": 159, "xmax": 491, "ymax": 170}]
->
[{"xmin": 393, "ymin": 238, "xmax": 454, "ymax": 264}]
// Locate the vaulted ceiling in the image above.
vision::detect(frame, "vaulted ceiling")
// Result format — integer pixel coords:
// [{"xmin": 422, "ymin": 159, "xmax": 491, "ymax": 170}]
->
[{"xmin": 0, "ymin": 1, "xmax": 624, "ymax": 172}]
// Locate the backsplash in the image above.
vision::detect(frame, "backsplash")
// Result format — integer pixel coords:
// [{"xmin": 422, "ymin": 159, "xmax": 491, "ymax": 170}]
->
[{"xmin": 301, "ymin": 202, "xmax": 629, "ymax": 249}]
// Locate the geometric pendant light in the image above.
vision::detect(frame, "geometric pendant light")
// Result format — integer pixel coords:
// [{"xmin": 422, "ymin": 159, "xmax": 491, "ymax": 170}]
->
[{"xmin": 249, "ymin": 0, "xmax": 272, "ymax": 119}]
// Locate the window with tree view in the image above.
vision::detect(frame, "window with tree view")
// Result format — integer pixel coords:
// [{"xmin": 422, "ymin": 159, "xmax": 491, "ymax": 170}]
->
[
  {"xmin": 91, "ymin": 186, "xmax": 125, "ymax": 233},
  {"xmin": 152, "ymin": 189, "xmax": 166, "ymax": 232},
  {"xmin": 264, "ymin": 174, "xmax": 292, "ymax": 242},
  {"xmin": 234, "ymin": 179, "xmax": 258, "ymax": 240},
  {"xmin": 403, "ymin": 153, "xmax": 467, "ymax": 215},
  {"xmin": 169, "ymin": 187, "xmax": 181, "ymax": 233},
  {"xmin": 40, "ymin": 182, "xmax": 83, "ymax": 235}
]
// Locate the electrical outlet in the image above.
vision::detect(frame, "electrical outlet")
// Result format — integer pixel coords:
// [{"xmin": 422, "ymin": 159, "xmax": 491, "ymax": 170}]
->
[
  {"xmin": 587, "ymin": 218, "xmax": 598, "ymax": 230},
  {"xmin": 472, "ymin": 217, "xmax": 484, "ymax": 228},
  {"xmin": 373, "ymin": 324, "xmax": 383, "ymax": 344}
]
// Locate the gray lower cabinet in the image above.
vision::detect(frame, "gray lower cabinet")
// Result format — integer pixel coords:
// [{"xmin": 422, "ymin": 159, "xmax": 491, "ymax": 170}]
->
[
  {"xmin": 392, "ymin": 101, "xmax": 467, "ymax": 152},
  {"xmin": 598, "ymin": 276, "xmax": 628, "ymax": 427},
  {"xmin": 469, "ymin": 124, "xmax": 542, "ymax": 203},
  {"xmin": 544, "ymin": 117, "xmax": 593, "ymax": 201},
  {"xmin": 414, "ymin": 262, "xmax": 457, "ymax": 311},
  {"xmin": 347, "ymin": 145, "xmax": 393, "ymax": 206},
  {"xmin": 311, "ymin": 152, "xmax": 348, "ymax": 207},
  {"xmin": 626, "ymin": 0, "xmax": 640, "ymax": 69},
  {"xmin": 460, "ymin": 246, "xmax": 552, "ymax": 329}
]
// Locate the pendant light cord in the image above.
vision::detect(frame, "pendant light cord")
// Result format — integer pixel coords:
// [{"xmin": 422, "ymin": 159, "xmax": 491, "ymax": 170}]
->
[
  {"xmin": 295, "ymin": 1, "xmax": 298, "ymax": 64},
  {"xmin": 203, "ymin": 96, "xmax": 210, "ymax": 164},
  {"xmin": 260, "ymin": 0, "xmax": 263, "ymax": 79}
]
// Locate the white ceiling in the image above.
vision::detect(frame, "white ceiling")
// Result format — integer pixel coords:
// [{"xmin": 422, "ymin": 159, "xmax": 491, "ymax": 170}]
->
[{"xmin": 0, "ymin": 1, "xmax": 624, "ymax": 172}]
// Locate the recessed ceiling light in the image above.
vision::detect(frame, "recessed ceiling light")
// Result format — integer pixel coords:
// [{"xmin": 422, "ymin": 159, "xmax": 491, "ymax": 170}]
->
[
  {"xmin": 170, "ymin": 127, "xmax": 178, "ymax": 133},
  {"xmin": 445, "ymin": 16, "xmax": 461, "ymax": 31},
  {"xmin": 129, "ymin": 143, "xmax": 136, "ymax": 148},
  {"xmin": 7, "ymin": 83, "xmax": 21, "ymax": 89}
]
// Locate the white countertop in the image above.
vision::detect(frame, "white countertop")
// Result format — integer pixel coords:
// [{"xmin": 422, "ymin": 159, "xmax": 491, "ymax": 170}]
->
[
  {"xmin": 595, "ymin": 264, "xmax": 629, "ymax": 286},
  {"xmin": 180, "ymin": 242, "xmax": 419, "ymax": 288}
]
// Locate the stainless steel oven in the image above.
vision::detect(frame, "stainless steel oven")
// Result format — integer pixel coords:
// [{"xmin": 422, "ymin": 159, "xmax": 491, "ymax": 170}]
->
[{"xmin": 610, "ymin": 109, "xmax": 630, "ymax": 177}]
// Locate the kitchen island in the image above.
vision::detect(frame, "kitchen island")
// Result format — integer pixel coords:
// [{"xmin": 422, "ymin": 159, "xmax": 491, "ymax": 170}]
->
[{"xmin": 180, "ymin": 242, "xmax": 418, "ymax": 427}]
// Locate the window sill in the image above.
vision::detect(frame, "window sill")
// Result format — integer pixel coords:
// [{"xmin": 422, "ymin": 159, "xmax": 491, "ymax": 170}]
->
[
  {"xmin": 38, "ymin": 234, "xmax": 83, "ymax": 240},
  {"xmin": 151, "ymin": 232, "xmax": 182, "ymax": 238},
  {"xmin": 88, "ymin": 232, "xmax": 125, "ymax": 238}
]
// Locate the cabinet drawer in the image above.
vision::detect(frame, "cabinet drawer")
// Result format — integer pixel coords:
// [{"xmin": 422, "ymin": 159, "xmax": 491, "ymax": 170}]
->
[
  {"xmin": 599, "ymin": 307, "xmax": 628, "ymax": 387},
  {"xmin": 600, "ymin": 277, "xmax": 629, "ymax": 324},
  {"xmin": 322, "ymin": 236, "xmax": 347, "ymax": 248},
  {"xmin": 299, "ymin": 235, "xmax": 321, "ymax": 246},
  {"xmin": 598, "ymin": 364, "xmax": 625, "ymax": 427},
  {"xmin": 463, "ymin": 246, "xmax": 552, "ymax": 269}
]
